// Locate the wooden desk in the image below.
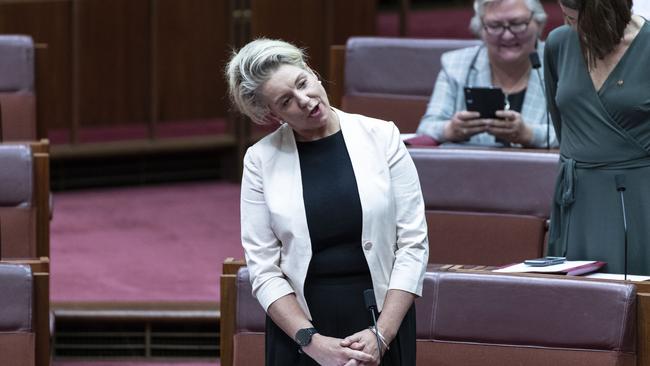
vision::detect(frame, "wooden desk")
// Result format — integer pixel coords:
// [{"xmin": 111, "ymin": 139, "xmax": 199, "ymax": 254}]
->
[{"xmin": 220, "ymin": 260, "xmax": 650, "ymax": 366}]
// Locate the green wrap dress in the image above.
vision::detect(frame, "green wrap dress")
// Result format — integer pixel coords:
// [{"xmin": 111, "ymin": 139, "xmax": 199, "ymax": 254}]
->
[{"xmin": 544, "ymin": 22, "xmax": 650, "ymax": 275}]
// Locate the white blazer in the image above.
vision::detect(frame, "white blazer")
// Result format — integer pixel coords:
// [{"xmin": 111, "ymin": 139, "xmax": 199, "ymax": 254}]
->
[{"xmin": 240, "ymin": 108, "xmax": 429, "ymax": 319}]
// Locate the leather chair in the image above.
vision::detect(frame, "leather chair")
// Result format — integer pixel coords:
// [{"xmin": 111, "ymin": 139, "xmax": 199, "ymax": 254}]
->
[
  {"xmin": 341, "ymin": 37, "xmax": 480, "ymax": 133},
  {"xmin": 223, "ymin": 264, "xmax": 638, "ymax": 366},
  {"xmin": 232, "ymin": 266, "xmax": 265, "ymax": 366},
  {"xmin": 0, "ymin": 141, "xmax": 49, "ymax": 259},
  {"xmin": 415, "ymin": 271, "xmax": 637, "ymax": 365},
  {"xmin": 410, "ymin": 147, "xmax": 559, "ymax": 266},
  {"xmin": 0, "ymin": 35, "xmax": 37, "ymax": 141},
  {"xmin": 0, "ymin": 141, "xmax": 50, "ymax": 366},
  {"xmin": 0, "ymin": 262, "xmax": 36, "ymax": 366}
]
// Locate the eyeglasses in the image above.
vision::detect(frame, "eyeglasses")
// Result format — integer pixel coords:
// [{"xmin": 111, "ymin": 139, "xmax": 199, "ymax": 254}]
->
[{"xmin": 483, "ymin": 13, "xmax": 535, "ymax": 36}]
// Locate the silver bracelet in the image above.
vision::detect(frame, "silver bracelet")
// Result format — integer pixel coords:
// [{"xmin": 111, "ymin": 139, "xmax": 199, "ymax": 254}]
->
[{"xmin": 368, "ymin": 325, "xmax": 390, "ymax": 350}]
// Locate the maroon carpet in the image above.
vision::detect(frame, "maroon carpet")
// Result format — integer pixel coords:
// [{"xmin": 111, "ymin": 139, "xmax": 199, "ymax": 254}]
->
[{"xmin": 50, "ymin": 181, "xmax": 243, "ymax": 303}]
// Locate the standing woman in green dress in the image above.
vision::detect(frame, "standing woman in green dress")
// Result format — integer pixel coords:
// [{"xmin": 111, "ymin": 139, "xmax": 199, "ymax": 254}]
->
[{"xmin": 544, "ymin": 0, "xmax": 650, "ymax": 274}]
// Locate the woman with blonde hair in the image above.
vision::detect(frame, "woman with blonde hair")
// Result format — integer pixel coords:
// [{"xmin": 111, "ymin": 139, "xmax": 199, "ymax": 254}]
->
[{"xmin": 227, "ymin": 38, "xmax": 428, "ymax": 365}]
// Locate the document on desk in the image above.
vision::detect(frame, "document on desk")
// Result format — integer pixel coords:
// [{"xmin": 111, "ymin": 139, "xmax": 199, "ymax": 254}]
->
[
  {"xmin": 584, "ymin": 273, "xmax": 650, "ymax": 282},
  {"xmin": 494, "ymin": 261, "xmax": 605, "ymax": 276}
]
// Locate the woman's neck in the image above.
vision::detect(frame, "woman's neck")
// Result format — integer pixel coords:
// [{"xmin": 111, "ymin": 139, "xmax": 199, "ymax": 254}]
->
[
  {"xmin": 591, "ymin": 15, "xmax": 643, "ymax": 71},
  {"xmin": 491, "ymin": 59, "xmax": 531, "ymax": 94},
  {"xmin": 622, "ymin": 14, "xmax": 644, "ymax": 45},
  {"xmin": 293, "ymin": 108, "xmax": 341, "ymax": 142}
]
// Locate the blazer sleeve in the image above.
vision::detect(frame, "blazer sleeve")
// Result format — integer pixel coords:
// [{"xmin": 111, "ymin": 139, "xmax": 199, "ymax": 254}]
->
[
  {"xmin": 384, "ymin": 122, "xmax": 429, "ymax": 295},
  {"xmin": 241, "ymin": 148, "xmax": 295, "ymax": 312},
  {"xmin": 416, "ymin": 64, "xmax": 458, "ymax": 142}
]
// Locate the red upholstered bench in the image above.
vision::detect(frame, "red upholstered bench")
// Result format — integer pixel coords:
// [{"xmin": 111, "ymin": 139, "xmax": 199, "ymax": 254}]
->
[
  {"xmin": 0, "ymin": 35, "xmax": 36, "ymax": 142},
  {"xmin": 221, "ymin": 262, "xmax": 639, "ymax": 366},
  {"xmin": 415, "ymin": 270, "xmax": 637, "ymax": 365},
  {"xmin": 0, "ymin": 263, "xmax": 35, "ymax": 366},
  {"xmin": 410, "ymin": 147, "xmax": 559, "ymax": 266},
  {"xmin": 232, "ymin": 266, "xmax": 265, "ymax": 366},
  {"xmin": 330, "ymin": 37, "xmax": 480, "ymax": 133},
  {"xmin": 0, "ymin": 141, "xmax": 51, "ymax": 366},
  {"xmin": 0, "ymin": 141, "xmax": 50, "ymax": 259}
]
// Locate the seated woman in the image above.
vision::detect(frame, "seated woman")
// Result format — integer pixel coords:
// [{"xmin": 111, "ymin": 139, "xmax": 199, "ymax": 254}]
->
[
  {"xmin": 226, "ymin": 39, "xmax": 429, "ymax": 365},
  {"xmin": 417, "ymin": 0, "xmax": 557, "ymax": 148}
]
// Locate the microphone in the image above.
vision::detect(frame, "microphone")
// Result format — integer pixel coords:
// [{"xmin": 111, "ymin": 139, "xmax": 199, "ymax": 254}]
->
[
  {"xmin": 364, "ymin": 289, "xmax": 377, "ymax": 312},
  {"xmin": 364, "ymin": 289, "xmax": 383, "ymax": 364},
  {"xmin": 615, "ymin": 175, "xmax": 629, "ymax": 281},
  {"xmin": 529, "ymin": 51, "xmax": 551, "ymax": 150},
  {"xmin": 528, "ymin": 51, "xmax": 541, "ymax": 69}
]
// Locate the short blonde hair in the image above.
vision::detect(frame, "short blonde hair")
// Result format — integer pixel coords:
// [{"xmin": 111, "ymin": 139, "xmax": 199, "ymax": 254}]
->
[
  {"xmin": 226, "ymin": 38, "xmax": 308, "ymax": 124},
  {"xmin": 469, "ymin": 0, "xmax": 547, "ymax": 36}
]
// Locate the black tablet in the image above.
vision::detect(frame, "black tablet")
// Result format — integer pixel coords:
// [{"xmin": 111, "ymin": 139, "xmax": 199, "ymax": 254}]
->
[{"xmin": 464, "ymin": 87, "xmax": 506, "ymax": 118}]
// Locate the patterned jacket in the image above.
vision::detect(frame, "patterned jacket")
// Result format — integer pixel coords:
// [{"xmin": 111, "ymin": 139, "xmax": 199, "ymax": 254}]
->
[{"xmin": 416, "ymin": 42, "xmax": 557, "ymax": 148}]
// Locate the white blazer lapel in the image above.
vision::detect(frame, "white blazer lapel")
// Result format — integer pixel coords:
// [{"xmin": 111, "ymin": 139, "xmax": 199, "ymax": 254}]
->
[{"xmin": 265, "ymin": 126, "xmax": 312, "ymax": 251}]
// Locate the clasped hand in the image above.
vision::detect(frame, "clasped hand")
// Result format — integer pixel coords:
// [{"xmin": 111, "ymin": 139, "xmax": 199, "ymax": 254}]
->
[
  {"xmin": 302, "ymin": 329, "xmax": 384, "ymax": 366},
  {"xmin": 445, "ymin": 110, "xmax": 532, "ymax": 145}
]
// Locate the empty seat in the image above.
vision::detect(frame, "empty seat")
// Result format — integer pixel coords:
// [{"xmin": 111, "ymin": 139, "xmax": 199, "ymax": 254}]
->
[
  {"xmin": 411, "ymin": 147, "xmax": 558, "ymax": 266},
  {"xmin": 342, "ymin": 37, "xmax": 481, "ymax": 133},
  {"xmin": 0, "ymin": 141, "xmax": 49, "ymax": 259},
  {"xmin": 0, "ymin": 35, "xmax": 36, "ymax": 141},
  {"xmin": 415, "ymin": 271, "xmax": 636, "ymax": 365},
  {"xmin": 0, "ymin": 262, "xmax": 35, "ymax": 366},
  {"xmin": 233, "ymin": 267, "xmax": 265, "ymax": 366}
]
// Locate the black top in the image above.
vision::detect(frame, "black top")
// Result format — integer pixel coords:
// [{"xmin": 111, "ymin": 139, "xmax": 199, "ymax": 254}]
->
[
  {"xmin": 507, "ymin": 87, "xmax": 526, "ymax": 113},
  {"xmin": 497, "ymin": 88, "xmax": 527, "ymax": 146},
  {"xmin": 296, "ymin": 130, "xmax": 369, "ymax": 278}
]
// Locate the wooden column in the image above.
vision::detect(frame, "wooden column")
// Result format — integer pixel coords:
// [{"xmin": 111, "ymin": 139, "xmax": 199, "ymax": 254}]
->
[{"xmin": 220, "ymin": 258, "xmax": 246, "ymax": 366}]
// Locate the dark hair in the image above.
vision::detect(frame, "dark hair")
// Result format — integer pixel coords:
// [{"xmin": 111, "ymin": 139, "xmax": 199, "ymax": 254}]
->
[{"xmin": 560, "ymin": 0, "xmax": 633, "ymax": 69}]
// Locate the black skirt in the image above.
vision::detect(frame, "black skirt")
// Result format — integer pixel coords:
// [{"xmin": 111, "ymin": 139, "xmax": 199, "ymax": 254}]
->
[{"xmin": 265, "ymin": 273, "xmax": 416, "ymax": 366}]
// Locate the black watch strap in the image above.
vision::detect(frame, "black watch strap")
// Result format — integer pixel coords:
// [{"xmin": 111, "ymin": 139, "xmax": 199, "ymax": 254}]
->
[{"xmin": 295, "ymin": 327, "xmax": 318, "ymax": 347}]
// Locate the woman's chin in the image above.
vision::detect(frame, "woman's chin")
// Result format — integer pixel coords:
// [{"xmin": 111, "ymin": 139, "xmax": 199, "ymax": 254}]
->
[{"xmin": 496, "ymin": 50, "xmax": 526, "ymax": 64}]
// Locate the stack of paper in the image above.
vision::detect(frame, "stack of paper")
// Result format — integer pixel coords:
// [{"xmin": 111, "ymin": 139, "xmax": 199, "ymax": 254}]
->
[{"xmin": 494, "ymin": 261, "xmax": 605, "ymax": 276}]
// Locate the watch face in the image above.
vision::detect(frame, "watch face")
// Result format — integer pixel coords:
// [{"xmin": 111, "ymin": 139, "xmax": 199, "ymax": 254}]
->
[{"xmin": 295, "ymin": 328, "xmax": 317, "ymax": 347}]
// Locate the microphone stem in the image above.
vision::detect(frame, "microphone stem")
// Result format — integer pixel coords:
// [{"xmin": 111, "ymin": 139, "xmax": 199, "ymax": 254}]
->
[
  {"xmin": 620, "ymin": 191, "xmax": 628, "ymax": 281},
  {"xmin": 533, "ymin": 68, "xmax": 550, "ymax": 150},
  {"xmin": 370, "ymin": 309, "xmax": 382, "ymax": 366}
]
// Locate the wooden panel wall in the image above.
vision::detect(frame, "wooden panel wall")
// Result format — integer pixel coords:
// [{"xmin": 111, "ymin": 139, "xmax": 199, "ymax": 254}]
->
[
  {"xmin": 250, "ymin": 0, "xmax": 376, "ymax": 83},
  {"xmin": 0, "ymin": 0, "xmax": 374, "ymax": 155},
  {"xmin": 75, "ymin": 0, "xmax": 150, "ymax": 126},
  {"xmin": 0, "ymin": 0, "xmax": 233, "ymax": 143},
  {"xmin": 0, "ymin": 0, "xmax": 72, "ymax": 136},
  {"xmin": 156, "ymin": 0, "xmax": 231, "ymax": 122}
]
